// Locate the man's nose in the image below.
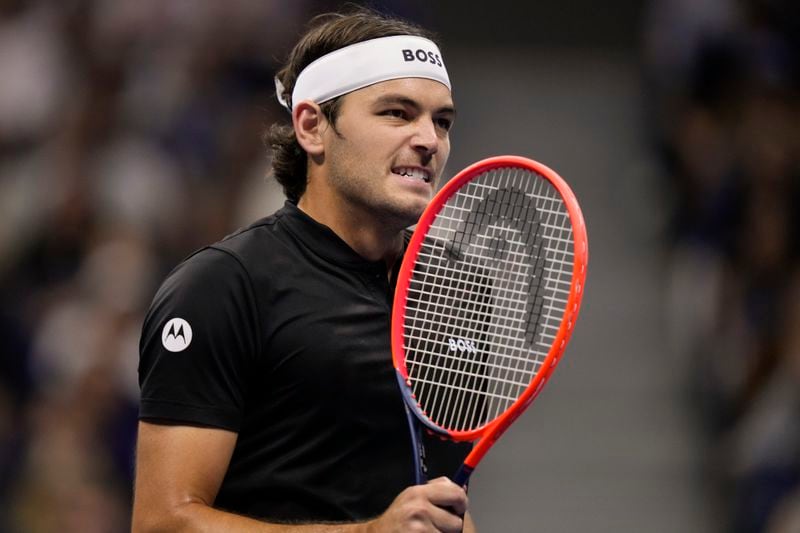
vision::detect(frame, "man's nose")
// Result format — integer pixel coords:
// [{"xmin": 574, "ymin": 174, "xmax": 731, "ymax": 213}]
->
[{"xmin": 411, "ymin": 118, "xmax": 439, "ymax": 156}]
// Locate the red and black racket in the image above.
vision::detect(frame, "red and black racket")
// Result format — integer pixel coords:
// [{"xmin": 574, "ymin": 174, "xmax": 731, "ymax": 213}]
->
[{"xmin": 392, "ymin": 155, "xmax": 588, "ymax": 486}]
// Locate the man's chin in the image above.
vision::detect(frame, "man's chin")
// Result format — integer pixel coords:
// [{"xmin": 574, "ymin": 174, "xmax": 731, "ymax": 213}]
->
[
  {"xmin": 402, "ymin": 200, "xmax": 430, "ymax": 226},
  {"xmin": 377, "ymin": 202, "xmax": 427, "ymax": 230}
]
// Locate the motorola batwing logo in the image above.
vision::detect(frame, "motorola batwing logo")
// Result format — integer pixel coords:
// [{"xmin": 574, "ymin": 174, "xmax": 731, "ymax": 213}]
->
[{"xmin": 161, "ymin": 318, "xmax": 193, "ymax": 352}]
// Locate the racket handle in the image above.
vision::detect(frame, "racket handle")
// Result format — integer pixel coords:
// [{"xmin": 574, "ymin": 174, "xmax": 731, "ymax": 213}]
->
[
  {"xmin": 452, "ymin": 464, "xmax": 474, "ymax": 487},
  {"xmin": 449, "ymin": 464, "xmax": 473, "ymax": 533}
]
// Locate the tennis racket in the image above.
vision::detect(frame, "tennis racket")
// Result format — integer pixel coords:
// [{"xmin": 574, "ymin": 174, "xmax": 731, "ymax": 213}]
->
[{"xmin": 392, "ymin": 155, "xmax": 588, "ymax": 487}]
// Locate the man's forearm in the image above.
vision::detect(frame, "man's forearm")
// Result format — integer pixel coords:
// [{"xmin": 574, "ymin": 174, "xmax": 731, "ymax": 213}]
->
[
  {"xmin": 135, "ymin": 501, "xmax": 477, "ymax": 533},
  {"xmin": 134, "ymin": 501, "xmax": 371, "ymax": 533}
]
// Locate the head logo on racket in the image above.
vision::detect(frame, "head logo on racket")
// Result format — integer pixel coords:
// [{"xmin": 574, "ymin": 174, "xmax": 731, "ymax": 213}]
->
[{"xmin": 392, "ymin": 155, "xmax": 588, "ymax": 487}]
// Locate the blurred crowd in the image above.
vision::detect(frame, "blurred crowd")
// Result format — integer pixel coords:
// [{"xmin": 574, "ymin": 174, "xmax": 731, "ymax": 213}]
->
[
  {"xmin": 644, "ymin": 0, "xmax": 799, "ymax": 532},
  {"xmin": 0, "ymin": 1, "xmax": 390, "ymax": 531}
]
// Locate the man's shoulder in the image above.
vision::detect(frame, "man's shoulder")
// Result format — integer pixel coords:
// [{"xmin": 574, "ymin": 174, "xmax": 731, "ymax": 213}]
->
[
  {"xmin": 154, "ymin": 213, "xmax": 280, "ymax": 291},
  {"xmin": 215, "ymin": 209, "xmax": 285, "ymax": 252},
  {"xmin": 194, "ymin": 207, "xmax": 295, "ymax": 272}
]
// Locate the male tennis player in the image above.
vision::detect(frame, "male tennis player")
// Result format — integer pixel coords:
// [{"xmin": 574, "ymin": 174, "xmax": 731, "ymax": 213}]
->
[{"xmin": 133, "ymin": 7, "xmax": 475, "ymax": 532}]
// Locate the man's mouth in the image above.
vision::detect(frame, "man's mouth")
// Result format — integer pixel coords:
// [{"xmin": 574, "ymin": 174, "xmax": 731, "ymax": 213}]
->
[{"xmin": 392, "ymin": 166, "xmax": 432, "ymax": 184}]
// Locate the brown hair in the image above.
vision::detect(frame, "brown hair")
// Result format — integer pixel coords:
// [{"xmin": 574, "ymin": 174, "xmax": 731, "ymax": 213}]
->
[{"xmin": 267, "ymin": 7, "xmax": 437, "ymax": 202}]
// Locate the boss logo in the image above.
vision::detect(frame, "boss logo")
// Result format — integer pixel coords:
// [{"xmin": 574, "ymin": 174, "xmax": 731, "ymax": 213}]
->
[
  {"xmin": 448, "ymin": 338, "xmax": 478, "ymax": 354},
  {"xmin": 402, "ymin": 49, "xmax": 443, "ymax": 67}
]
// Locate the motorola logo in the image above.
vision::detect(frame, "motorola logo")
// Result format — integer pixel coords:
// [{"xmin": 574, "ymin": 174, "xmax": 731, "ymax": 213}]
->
[{"xmin": 161, "ymin": 318, "xmax": 193, "ymax": 352}]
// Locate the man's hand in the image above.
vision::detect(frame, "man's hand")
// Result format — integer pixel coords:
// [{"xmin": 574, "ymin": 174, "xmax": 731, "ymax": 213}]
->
[{"xmin": 365, "ymin": 477, "xmax": 469, "ymax": 533}]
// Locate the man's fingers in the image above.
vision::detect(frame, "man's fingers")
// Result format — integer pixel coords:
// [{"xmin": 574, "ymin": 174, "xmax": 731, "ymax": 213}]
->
[
  {"xmin": 427, "ymin": 503, "xmax": 465, "ymax": 533},
  {"xmin": 424, "ymin": 477, "xmax": 469, "ymax": 516},
  {"xmin": 373, "ymin": 480, "xmax": 470, "ymax": 533}
]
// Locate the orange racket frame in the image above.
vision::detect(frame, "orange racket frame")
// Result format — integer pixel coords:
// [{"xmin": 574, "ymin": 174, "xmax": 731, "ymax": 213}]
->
[{"xmin": 391, "ymin": 155, "xmax": 588, "ymax": 484}]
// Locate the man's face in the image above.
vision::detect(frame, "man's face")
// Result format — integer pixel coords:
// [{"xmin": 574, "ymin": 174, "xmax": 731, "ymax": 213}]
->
[{"xmin": 320, "ymin": 77, "xmax": 454, "ymax": 229}]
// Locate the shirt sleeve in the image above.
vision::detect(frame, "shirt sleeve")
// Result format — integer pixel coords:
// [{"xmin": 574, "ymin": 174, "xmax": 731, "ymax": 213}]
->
[{"xmin": 138, "ymin": 246, "xmax": 260, "ymax": 432}]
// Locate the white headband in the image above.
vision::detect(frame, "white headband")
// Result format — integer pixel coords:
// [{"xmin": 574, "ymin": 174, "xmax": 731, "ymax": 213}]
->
[{"xmin": 275, "ymin": 35, "xmax": 451, "ymax": 112}]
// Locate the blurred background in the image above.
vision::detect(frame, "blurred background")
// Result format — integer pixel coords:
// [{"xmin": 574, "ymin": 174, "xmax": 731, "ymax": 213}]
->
[{"xmin": 0, "ymin": 0, "xmax": 797, "ymax": 531}]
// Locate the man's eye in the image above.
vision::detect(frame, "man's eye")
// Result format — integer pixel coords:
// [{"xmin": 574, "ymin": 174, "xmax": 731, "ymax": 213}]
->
[
  {"xmin": 382, "ymin": 109, "xmax": 406, "ymax": 119},
  {"xmin": 436, "ymin": 118, "xmax": 453, "ymax": 131}
]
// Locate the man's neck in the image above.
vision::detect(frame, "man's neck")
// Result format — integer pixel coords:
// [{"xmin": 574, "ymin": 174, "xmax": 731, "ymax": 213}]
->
[{"xmin": 297, "ymin": 192, "xmax": 404, "ymax": 269}]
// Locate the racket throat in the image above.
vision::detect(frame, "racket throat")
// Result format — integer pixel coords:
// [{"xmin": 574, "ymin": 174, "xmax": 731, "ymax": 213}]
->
[
  {"xmin": 452, "ymin": 463, "xmax": 474, "ymax": 487},
  {"xmin": 403, "ymin": 402, "xmax": 429, "ymax": 485}
]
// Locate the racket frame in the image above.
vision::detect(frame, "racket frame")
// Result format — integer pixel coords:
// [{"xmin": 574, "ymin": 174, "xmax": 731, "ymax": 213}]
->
[{"xmin": 392, "ymin": 155, "xmax": 588, "ymax": 477}]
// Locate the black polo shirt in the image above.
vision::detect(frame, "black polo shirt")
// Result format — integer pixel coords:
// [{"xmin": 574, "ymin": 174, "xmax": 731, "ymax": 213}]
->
[{"xmin": 138, "ymin": 201, "xmax": 468, "ymax": 523}]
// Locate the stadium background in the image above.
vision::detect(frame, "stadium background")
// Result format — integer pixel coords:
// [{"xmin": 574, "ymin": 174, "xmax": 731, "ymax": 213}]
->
[{"xmin": 0, "ymin": 0, "xmax": 797, "ymax": 531}]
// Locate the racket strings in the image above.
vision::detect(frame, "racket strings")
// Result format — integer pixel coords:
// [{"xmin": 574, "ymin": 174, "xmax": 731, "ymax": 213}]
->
[{"xmin": 403, "ymin": 166, "xmax": 574, "ymax": 432}]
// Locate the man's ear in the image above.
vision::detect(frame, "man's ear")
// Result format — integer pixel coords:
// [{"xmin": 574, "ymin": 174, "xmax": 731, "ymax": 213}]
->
[{"xmin": 293, "ymin": 101, "xmax": 326, "ymax": 157}]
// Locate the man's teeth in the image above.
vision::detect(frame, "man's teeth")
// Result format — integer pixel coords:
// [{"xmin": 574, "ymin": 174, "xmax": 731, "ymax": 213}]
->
[{"xmin": 394, "ymin": 167, "xmax": 430, "ymax": 182}]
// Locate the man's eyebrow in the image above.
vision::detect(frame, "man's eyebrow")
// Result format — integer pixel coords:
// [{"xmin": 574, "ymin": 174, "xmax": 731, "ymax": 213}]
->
[{"xmin": 372, "ymin": 94, "xmax": 456, "ymax": 116}]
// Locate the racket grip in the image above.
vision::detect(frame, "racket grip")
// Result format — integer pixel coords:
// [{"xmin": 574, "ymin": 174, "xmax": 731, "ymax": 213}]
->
[
  {"xmin": 449, "ymin": 464, "xmax": 473, "ymax": 533},
  {"xmin": 452, "ymin": 464, "xmax": 474, "ymax": 488}
]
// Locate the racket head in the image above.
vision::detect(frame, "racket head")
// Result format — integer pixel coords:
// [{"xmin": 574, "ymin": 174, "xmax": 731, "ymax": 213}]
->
[{"xmin": 392, "ymin": 155, "xmax": 588, "ymax": 445}]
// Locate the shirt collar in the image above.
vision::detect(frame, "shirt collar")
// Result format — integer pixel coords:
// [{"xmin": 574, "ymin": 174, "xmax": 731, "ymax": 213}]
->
[{"xmin": 278, "ymin": 201, "xmax": 389, "ymax": 273}]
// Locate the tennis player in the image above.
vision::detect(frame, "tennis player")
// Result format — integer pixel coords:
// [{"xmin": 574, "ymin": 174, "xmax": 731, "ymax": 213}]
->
[{"xmin": 133, "ymin": 7, "xmax": 476, "ymax": 532}]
